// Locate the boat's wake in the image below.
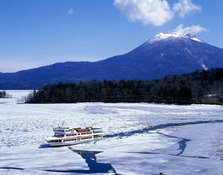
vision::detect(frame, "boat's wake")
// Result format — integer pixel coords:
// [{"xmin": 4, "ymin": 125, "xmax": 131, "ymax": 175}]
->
[{"xmin": 104, "ymin": 120, "xmax": 223, "ymax": 139}]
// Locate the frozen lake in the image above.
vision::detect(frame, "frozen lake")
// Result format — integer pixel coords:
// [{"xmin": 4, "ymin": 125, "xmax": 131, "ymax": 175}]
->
[{"xmin": 1, "ymin": 90, "xmax": 223, "ymax": 175}]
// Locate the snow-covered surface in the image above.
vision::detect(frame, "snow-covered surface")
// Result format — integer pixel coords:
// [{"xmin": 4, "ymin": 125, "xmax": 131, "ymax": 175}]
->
[
  {"xmin": 1, "ymin": 90, "xmax": 223, "ymax": 174},
  {"xmin": 149, "ymin": 32, "xmax": 202, "ymax": 43},
  {"xmin": 202, "ymin": 63, "xmax": 208, "ymax": 71},
  {"xmin": 191, "ymin": 37, "xmax": 202, "ymax": 42}
]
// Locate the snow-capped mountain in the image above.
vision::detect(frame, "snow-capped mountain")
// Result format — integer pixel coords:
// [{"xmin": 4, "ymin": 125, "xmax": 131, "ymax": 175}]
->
[
  {"xmin": 1, "ymin": 33, "xmax": 223, "ymax": 89},
  {"xmin": 149, "ymin": 33, "xmax": 203, "ymax": 43}
]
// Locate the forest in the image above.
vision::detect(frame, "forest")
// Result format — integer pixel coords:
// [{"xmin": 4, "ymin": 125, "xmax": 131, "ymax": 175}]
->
[
  {"xmin": 0, "ymin": 91, "xmax": 6, "ymax": 98},
  {"xmin": 25, "ymin": 68, "xmax": 223, "ymax": 105}
]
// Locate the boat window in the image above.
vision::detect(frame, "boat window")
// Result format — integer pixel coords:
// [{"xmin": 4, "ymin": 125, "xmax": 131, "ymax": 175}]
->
[{"xmin": 55, "ymin": 133, "xmax": 64, "ymax": 137}]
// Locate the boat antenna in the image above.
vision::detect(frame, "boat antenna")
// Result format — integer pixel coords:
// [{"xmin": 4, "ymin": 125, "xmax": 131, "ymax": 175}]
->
[{"xmin": 61, "ymin": 120, "xmax": 66, "ymax": 127}]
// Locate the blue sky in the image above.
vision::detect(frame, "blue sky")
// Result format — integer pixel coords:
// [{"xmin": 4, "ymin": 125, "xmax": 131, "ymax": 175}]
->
[{"xmin": 1, "ymin": 0, "xmax": 223, "ymax": 72}]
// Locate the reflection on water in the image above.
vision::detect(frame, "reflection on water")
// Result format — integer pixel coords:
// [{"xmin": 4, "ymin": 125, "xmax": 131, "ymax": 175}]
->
[{"xmin": 46, "ymin": 147, "xmax": 119, "ymax": 174}]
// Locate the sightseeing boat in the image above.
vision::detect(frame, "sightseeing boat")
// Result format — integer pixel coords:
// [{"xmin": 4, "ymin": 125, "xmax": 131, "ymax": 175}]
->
[{"xmin": 45, "ymin": 127, "xmax": 103, "ymax": 147}]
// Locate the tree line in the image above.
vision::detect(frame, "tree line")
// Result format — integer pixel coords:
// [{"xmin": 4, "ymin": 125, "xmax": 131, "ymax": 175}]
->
[
  {"xmin": 0, "ymin": 91, "xmax": 7, "ymax": 98},
  {"xmin": 25, "ymin": 68, "xmax": 223, "ymax": 105},
  {"xmin": 25, "ymin": 80, "xmax": 192, "ymax": 104}
]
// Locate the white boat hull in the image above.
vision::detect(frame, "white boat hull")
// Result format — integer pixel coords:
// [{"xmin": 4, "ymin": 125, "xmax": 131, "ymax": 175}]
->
[{"xmin": 47, "ymin": 138, "xmax": 102, "ymax": 147}]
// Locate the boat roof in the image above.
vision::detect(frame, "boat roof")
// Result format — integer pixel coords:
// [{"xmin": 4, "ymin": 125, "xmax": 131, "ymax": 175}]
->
[
  {"xmin": 53, "ymin": 127, "xmax": 92, "ymax": 133},
  {"xmin": 75, "ymin": 128, "xmax": 89, "ymax": 132}
]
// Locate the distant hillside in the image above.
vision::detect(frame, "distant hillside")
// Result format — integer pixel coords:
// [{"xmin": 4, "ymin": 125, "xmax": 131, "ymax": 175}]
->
[
  {"xmin": 25, "ymin": 68, "xmax": 223, "ymax": 105},
  {"xmin": 1, "ymin": 33, "xmax": 223, "ymax": 89}
]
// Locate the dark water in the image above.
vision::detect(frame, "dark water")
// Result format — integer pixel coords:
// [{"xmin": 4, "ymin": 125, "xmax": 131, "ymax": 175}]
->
[
  {"xmin": 45, "ymin": 147, "xmax": 120, "ymax": 174},
  {"xmin": 0, "ymin": 167, "xmax": 25, "ymax": 170},
  {"xmin": 105, "ymin": 120, "xmax": 223, "ymax": 139}
]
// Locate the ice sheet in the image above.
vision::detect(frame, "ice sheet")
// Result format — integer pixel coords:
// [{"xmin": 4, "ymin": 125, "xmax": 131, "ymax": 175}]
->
[{"xmin": 1, "ymin": 90, "xmax": 223, "ymax": 174}]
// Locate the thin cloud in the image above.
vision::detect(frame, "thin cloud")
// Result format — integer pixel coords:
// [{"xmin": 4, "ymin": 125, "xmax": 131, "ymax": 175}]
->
[
  {"xmin": 114, "ymin": 0, "xmax": 201, "ymax": 26},
  {"xmin": 173, "ymin": 0, "xmax": 201, "ymax": 18},
  {"xmin": 172, "ymin": 24, "xmax": 207, "ymax": 35},
  {"xmin": 67, "ymin": 8, "xmax": 74, "ymax": 15}
]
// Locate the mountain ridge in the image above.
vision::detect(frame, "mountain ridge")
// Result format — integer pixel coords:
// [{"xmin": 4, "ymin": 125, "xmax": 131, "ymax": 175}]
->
[{"xmin": 1, "ymin": 33, "xmax": 223, "ymax": 89}]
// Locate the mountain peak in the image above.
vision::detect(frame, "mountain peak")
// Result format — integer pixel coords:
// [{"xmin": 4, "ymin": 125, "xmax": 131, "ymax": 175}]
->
[
  {"xmin": 1, "ymin": 31, "xmax": 223, "ymax": 89},
  {"xmin": 149, "ymin": 32, "xmax": 203, "ymax": 43}
]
